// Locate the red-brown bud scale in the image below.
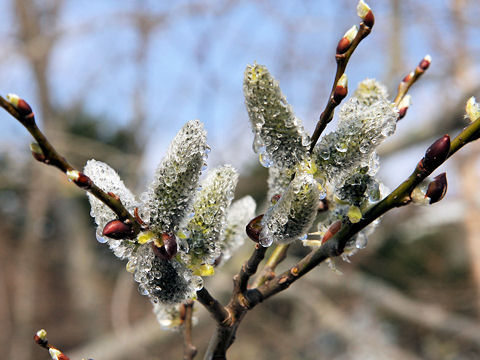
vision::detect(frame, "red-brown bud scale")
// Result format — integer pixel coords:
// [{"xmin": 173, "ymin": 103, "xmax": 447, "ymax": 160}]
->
[
  {"xmin": 425, "ymin": 173, "xmax": 447, "ymax": 204},
  {"xmin": 246, "ymin": 214, "xmax": 264, "ymax": 243}
]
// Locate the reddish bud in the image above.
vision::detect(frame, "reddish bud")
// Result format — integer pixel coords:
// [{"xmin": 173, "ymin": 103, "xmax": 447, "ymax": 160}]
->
[
  {"xmin": 322, "ymin": 220, "xmax": 342, "ymax": 244},
  {"xmin": 402, "ymin": 72, "xmax": 413, "ymax": 83},
  {"xmin": 398, "ymin": 107, "xmax": 408, "ymax": 120},
  {"xmin": 34, "ymin": 335, "xmax": 48, "ymax": 348},
  {"xmin": 363, "ymin": 10, "xmax": 375, "ymax": 28},
  {"xmin": 425, "ymin": 172, "xmax": 447, "ymax": 204},
  {"xmin": 336, "ymin": 37, "xmax": 351, "ymax": 54},
  {"xmin": 424, "ymin": 135, "xmax": 450, "ymax": 171},
  {"xmin": 162, "ymin": 233, "xmax": 178, "ymax": 259},
  {"xmin": 30, "ymin": 142, "xmax": 46, "ymax": 162},
  {"xmin": 6, "ymin": 93, "xmax": 33, "ymax": 118},
  {"xmin": 246, "ymin": 214, "xmax": 264, "ymax": 243},
  {"xmin": 75, "ymin": 172, "xmax": 93, "ymax": 189},
  {"xmin": 102, "ymin": 219, "xmax": 133, "ymax": 240},
  {"xmin": 336, "ymin": 26, "xmax": 358, "ymax": 55},
  {"xmin": 418, "ymin": 55, "xmax": 431, "ymax": 71},
  {"xmin": 333, "ymin": 85, "xmax": 348, "ymax": 104}
]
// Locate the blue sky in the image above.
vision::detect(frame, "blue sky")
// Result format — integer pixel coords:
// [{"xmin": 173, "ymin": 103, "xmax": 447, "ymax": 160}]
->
[{"xmin": 0, "ymin": 0, "xmax": 479, "ymax": 192}]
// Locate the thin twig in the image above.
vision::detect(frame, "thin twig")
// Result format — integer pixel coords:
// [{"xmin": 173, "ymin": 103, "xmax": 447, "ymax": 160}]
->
[
  {"xmin": 393, "ymin": 55, "xmax": 431, "ymax": 108},
  {"xmin": 0, "ymin": 95, "xmax": 141, "ymax": 234},
  {"xmin": 309, "ymin": 21, "xmax": 372, "ymax": 153},
  {"xmin": 182, "ymin": 301, "xmax": 198, "ymax": 360},
  {"xmin": 235, "ymin": 243, "xmax": 268, "ymax": 296},
  {"xmin": 195, "ymin": 287, "xmax": 229, "ymax": 325},
  {"xmin": 251, "ymin": 243, "xmax": 290, "ymax": 288}
]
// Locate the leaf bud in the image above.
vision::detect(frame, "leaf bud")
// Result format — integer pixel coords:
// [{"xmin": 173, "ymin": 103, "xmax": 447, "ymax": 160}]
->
[
  {"xmin": 30, "ymin": 142, "xmax": 46, "ymax": 162},
  {"xmin": 102, "ymin": 219, "xmax": 133, "ymax": 239},
  {"xmin": 357, "ymin": 0, "xmax": 374, "ymax": 28},
  {"xmin": 246, "ymin": 214, "xmax": 264, "ymax": 243},
  {"xmin": 34, "ymin": 329, "xmax": 48, "ymax": 347},
  {"xmin": 425, "ymin": 172, "xmax": 447, "ymax": 204},
  {"xmin": 333, "ymin": 73, "xmax": 348, "ymax": 104},
  {"xmin": 66, "ymin": 169, "xmax": 93, "ymax": 189},
  {"xmin": 402, "ymin": 71, "xmax": 414, "ymax": 83},
  {"xmin": 336, "ymin": 25, "xmax": 358, "ymax": 54},
  {"xmin": 6, "ymin": 93, "xmax": 34, "ymax": 118},
  {"xmin": 162, "ymin": 233, "xmax": 178, "ymax": 259},
  {"xmin": 397, "ymin": 95, "xmax": 411, "ymax": 120},
  {"xmin": 322, "ymin": 220, "xmax": 342, "ymax": 244},
  {"xmin": 465, "ymin": 96, "xmax": 480, "ymax": 123},
  {"xmin": 423, "ymin": 135, "xmax": 450, "ymax": 171},
  {"xmin": 418, "ymin": 54, "xmax": 431, "ymax": 72}
]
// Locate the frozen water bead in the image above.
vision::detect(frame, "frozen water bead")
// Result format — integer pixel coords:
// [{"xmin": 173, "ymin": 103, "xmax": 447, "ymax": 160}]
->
[
  {"xmin": 244, "ymin": 63, "xmax": 309, "ymax": 169},
  {"xmin": 144, "ymin": 120, "xmax": 208, "ymax": 235},
  {"xmin": 220, "ymin": 196, "xmax": 256, "ymax": 264},
  {"xmin": 152, "ymin": 303, "xmax": 182, "ymax": 330},
  {"xmin": 132, "ymin": 244, "xmax": 196, "ymax": 304},
  {"xmin": 261, "ymin": 173, "xmax": 320, "ymax": 245},
  {"xmin": 185, "ymin": 165, "xmax": 238, "ymax": 265},
  {"xmin": 267, "ymin": 166, "xmax": 294, "ymax": 202}
]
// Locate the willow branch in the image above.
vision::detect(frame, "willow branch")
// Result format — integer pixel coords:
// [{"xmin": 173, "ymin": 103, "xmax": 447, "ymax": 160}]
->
[
  {"xmin": 195, "ymin": 287, "xmax": 229, "ymax": 324},
  {"xmin": 182, "ymin": 301, "xmax": 198, "ymax": 360},
  {"xmin": 0, "ymin": 95, "xmax": 140, "ymax": 233},
  {"xmin": 253, "ymin": 114, "xmax": 480, "ymax": 304},
  {"xmin": 251, "ymin": 243, "xmax": 290, "ymax": 288},
  {"xmin": 309, "ymin": 21, "xmax": 372, "ymax": 152},
  {"xmin": 393, "ymin": 55, "xmax": 431, "ymax": 108}
]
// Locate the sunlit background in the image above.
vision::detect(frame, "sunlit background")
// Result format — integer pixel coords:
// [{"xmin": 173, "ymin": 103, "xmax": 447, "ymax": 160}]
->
[{"xmin": 1, "ymin": 0, "xmax": 480, "ymax": 359}]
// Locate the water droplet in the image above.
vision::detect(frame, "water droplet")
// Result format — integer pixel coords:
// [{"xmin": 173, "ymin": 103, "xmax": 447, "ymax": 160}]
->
[
  {"xmin": 259, "ymin": 151, "xmax": 273, "ymax": 168},
  {"xmin": 138, "ymin": 284, "xmax": 149, "ymax": 296},
  {"xmin": 96, "ymin": 233, "xmax": 108, "ymax": 244},
  {"xmin": 335, "ymin": 142, "xmax": 348, "ymax": 153}
]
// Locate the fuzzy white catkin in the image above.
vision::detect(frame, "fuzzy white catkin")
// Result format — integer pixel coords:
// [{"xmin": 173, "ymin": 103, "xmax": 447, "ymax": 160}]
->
[
  {"xmin": 143, "ymin": 119, "xmax": 208, "ymax": 235},
  {"xmin": 243, "ymin": 63, "xmax": 310, "ymax": 170},
  {"xmin": 261, "ymin": 173, "xmax": 321, "ymax": 246},
  {"xmin": 84, "ymin": 159, "xmax": 138, "ymax": 259},
  {"xmin": 219, "ymin": 195, "xmax": 256, "ymax": 264},
  {"xmin": 185, "ymin": 165, "xmax": 239, "ymax": 265}
]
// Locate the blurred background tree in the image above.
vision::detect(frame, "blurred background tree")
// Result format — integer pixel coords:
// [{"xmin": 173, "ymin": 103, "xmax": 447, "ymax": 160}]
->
[{"xmin": 0, "ymin": 0, "xmax": 480, "ymax": 359}]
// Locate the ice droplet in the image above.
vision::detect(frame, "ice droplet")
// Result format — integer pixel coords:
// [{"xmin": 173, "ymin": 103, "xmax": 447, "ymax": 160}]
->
[
  {"xmin": 258, "ymin": 149, "xmax": 273, "ymax": 168},
  {"xmin": 96, "ymin": 233, "xmax": 108, "ymax": 244},
  {"xmin": 355, "ymin": 233, "xmax": 368, "ymax": 249}
]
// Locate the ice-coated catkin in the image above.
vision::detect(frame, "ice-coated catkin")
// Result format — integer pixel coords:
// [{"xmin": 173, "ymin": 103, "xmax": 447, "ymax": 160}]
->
[
  {"xmin": 143, "ymin": 120, "xmax": 208, "ymax": 235},
  {"xmin": 243, "ymin": 63, "xmax": 310, "ymax": 169},
  {"xmin": 185, "ymin": 165, "xmax": 238, "ymax": 265},
  {"xmin": 314, "ymin": 79, "xmax": 397, "ymax": 198},
  {"xmin": 261, "ymin": 173, "xmax": 321, "ymax": 246},
  {"xmin": 219, "ymin": 195, "xmax": 256, "ymax": 263},
  {"xmin": 84, "ymin": 159, "xmax": 137, "ymax": 259},
  {"xmin": 131, "ymin": 244, "xmax": 198, "ymax": 305}
]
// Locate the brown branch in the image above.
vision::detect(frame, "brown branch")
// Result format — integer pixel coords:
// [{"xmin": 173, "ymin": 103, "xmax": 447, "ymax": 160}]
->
[
  {"xmin": 393, "ymin": 55, "xmax": 431, "ymax": 109},
  {"xmin": 0, "ymin": 95, "xmax": 141, "ymax": 234},
  {"xmin": 251, "ymin": 243, "xmax": 290, "ymax": 288},
  {"xmin": 235, "ymin": 243, "xmax": 268, "ymax": 296},
  {"xmin": 309, "ymin": 21, "xmax": 373, "ymax": 153},
  {"xmin": 195, "ymin": 287, "xmax": 229, "ymax": 325},
  {"xmin": 182, "ymin": 301, "xmax": 198, "ymax": 360},
  {"xmin": 252, "ymin": 113, "xmax": 480, "ymax": 305}
]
